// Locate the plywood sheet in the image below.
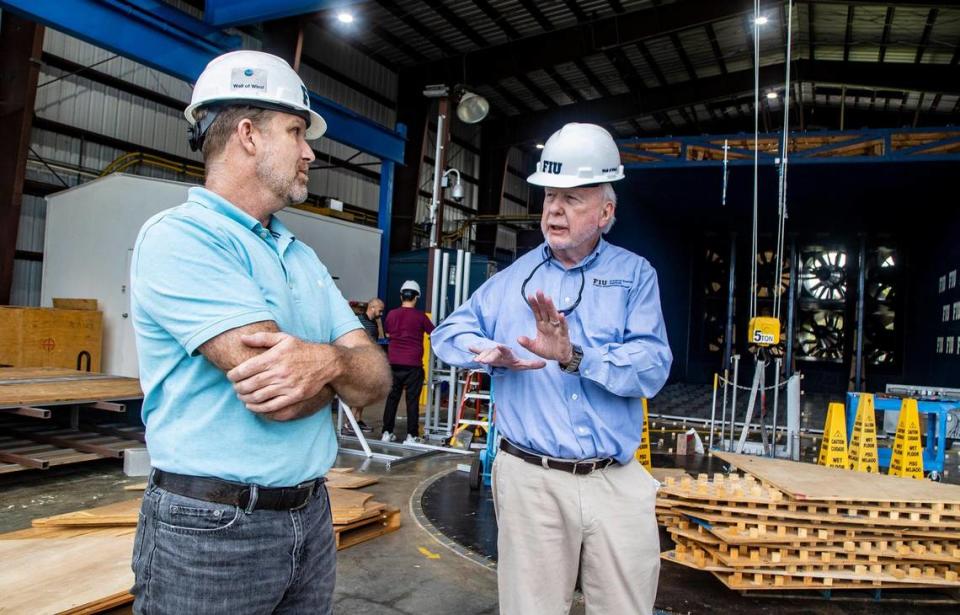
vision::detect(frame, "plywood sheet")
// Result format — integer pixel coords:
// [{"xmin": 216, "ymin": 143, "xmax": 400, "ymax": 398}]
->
[
  {"xmin": 32, "ymin": 499, "xmax": 140, "ymax": 528},
  {"xmin": 325, "ymin": 472, "xmax": 378, "ymax": 490},
  {"xmin": 0, "ymin": 367, "xmax": 142, "ymax": 408},
  {"xmin": 714, "ymin": 452, "xmax": 960, "ymax": 504},
  {"xmin": 0, "ymin": 535, "xmax": 134, "ymax": 614}
]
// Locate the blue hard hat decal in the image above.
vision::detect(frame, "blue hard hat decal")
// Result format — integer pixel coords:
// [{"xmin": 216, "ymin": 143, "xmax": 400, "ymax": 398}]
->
[{"xmin": 244, "ymin": 68, "xmax": 254, "ymax": 77}]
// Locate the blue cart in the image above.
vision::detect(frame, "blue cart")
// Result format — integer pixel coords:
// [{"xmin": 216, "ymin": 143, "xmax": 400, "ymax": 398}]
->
[{"xmin": 845, "ymin": 392, "xmax": 959, "ymax": 480}]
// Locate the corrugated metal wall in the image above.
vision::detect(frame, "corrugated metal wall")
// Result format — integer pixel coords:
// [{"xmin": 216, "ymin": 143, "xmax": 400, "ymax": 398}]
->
[{"xmin": 11, "ymin": 19, "xmax": 405, "ymax": 305}]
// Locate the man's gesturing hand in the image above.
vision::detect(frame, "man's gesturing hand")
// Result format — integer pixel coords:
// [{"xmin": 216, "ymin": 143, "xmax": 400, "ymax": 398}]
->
[
  {"xmin": 228, "ymin": 332, "xmax": 341, "ymax": 416},
  {"xmin": 468, "ymin": 343, "xmax": 546, "ymax": 371},
  {"xmin": 517, "ymin": 290, "xmax": 575, "ymax": 364}
]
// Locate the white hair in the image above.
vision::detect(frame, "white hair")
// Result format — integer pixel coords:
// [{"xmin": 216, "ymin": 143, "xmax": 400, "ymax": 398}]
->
[{"xmin": 600, "ymin": 183, "xmax": 617, "ymax": 234}]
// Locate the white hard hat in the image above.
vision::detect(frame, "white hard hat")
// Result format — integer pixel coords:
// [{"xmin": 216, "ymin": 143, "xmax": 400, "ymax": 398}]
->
[
  {"xmin": 185, "ymin": 50, "xmax": 326, "ymax": 150},
  {"xmin": 527, "ymin": 123, "xmax": 624, "ymax": 188},
  {"xmin": 400, "ymin": 280, "xmax": 421, "ymax": 294}
]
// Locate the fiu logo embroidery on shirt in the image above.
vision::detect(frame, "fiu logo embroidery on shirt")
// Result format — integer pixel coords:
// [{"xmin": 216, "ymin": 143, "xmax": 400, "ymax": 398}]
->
[
  {"xmin": 592, "ymin": 278, "xmax": 631, "ymax": 289},
  {"xmin": 542, "ymin": 160, "xmax": 563, "ymax": 174}
]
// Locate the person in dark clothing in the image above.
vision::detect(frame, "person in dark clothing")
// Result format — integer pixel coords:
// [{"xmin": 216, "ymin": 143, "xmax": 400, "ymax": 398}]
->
[
  {"xmin": 345, "ymin": 298, "xmax": 384, "ymax": 433},
  {"xmin": 381, "ymin": 280, "xmax": 434, "ymax": 444}
]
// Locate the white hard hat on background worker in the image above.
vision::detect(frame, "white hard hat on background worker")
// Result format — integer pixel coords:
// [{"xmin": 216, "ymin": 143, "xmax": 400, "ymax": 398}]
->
[
  {"xmin": 184, "ymin": 50, "xmax": 326, "ymax": 151},
  {"xmin": 526, "ymin": 123, "xmax": 625, "ymax": 188},
  {"xmin": 400, "ymin": 280, "xmax": 421, "ymax": 295}
]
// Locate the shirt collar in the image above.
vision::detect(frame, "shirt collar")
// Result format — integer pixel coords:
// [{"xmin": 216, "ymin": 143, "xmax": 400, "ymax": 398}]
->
[
  {"xmin": 539, "ymin": 237, "xmax": 607, "ymax": 270},
  {"xmin": 187, "ymin": 186, "xmax": 297, "ymax": 245}
]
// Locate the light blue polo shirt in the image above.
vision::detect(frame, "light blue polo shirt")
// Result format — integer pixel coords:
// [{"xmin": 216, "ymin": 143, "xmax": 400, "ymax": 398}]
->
[{"xmin": 130, "ymin": 187, "xmax": 361, "ymax": 486}]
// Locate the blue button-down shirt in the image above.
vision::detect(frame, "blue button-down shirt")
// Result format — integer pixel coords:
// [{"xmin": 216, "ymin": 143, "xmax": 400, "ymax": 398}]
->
[
  {"xmin": 431, "ymin": 239, "xmax": 672, "ymax": 464},
  {"xmin": 131, "ymin": 187, "xmax": 361, "ymax": 486}
]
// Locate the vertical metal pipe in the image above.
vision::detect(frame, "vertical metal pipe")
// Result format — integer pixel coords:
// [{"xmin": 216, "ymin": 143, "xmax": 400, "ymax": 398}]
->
[
  {"xmin": 729, "ymin": 354, "xmax": 740, "ymax": 450},
  {"xmin": 428, "ymin": 113, "xmax": 445, "ymax": 248},
  {"xmin": 785, "ymin": 238, "xmax": 797, "ymax": 374},
  {"xmin": 439, "ymin": 251, "xmax": 450, "ymax": 320},
  {"xmin": 771, "ymin": 357, "xmax": 781, "ymax": 457},
  {"xmin": 855, "ymin": 235, "xmax": 866, "ymax": 391},
  {"xmin": 723, "ymin": 234, "xmax": 737, "ymax": 371},
  {"xmin": 430, "ymin": 249, "xmax": 442, "ymax": 322},
  {"xmin": 425, "ymin": 248, "xmax": 443, "ymax": 430},
  {"xmin": 462, "ymin": 251, "xmax": 473, "ymax": 303},
  {"xmin": 453, "ymin": 249, "xmax": 465, "ymax": 308},
  {"xmin": 709, "ymin": 373, "xmax": 719, "ymax": 450},
  {"xmin": 719, "ymin": 368, "xmax": 729, "ymax": 450}
]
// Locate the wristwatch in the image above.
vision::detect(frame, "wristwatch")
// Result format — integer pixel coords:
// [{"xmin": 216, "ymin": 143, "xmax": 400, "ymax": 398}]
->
[{"xmin": 560, "ymin": 345, "xmax": 583, "ymax": 374}]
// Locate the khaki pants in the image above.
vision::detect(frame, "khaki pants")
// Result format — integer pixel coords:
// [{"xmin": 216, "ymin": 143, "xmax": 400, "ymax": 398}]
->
[{"xmin": 491, "ymin": 449, "xmax": 660, "ymax": 615}]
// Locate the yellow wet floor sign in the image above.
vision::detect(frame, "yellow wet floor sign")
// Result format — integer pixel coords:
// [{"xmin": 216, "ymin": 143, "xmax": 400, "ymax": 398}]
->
[
  {"xmin": 817, "ymin": 402, "xmax": 848, "ymax": 469},
  {"xmin": 635, "ymin": 398, "xmax": 651, "ymax": 470},
  {"xmin": 848, "ymin": 393, "xmax": 879, "ymax": 473},
  {"xmin": 888, "ymin": 398, "xmax": 924, "ymax": 479}
]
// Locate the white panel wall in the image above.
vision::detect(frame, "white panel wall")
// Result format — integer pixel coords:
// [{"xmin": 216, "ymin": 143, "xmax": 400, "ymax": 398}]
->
[{"xmin": 42, "ymin": 175, "xmax": 381, "ymax": 376}]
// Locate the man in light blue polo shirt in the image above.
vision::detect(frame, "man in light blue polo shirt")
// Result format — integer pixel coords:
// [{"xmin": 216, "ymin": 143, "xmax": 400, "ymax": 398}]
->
[
  {"xmin": 129, "ymin": 51, "xmax": 390, "ymax": 614},
  {"xmin": 432, "ymin": 123, "xmax": 672, "ymax": 614}
]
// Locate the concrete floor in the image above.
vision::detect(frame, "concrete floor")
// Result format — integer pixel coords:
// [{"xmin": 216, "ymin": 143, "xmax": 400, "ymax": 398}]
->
[{"xmin": 2, "ymin": 402, "xmax": 959, "ymax": 614}]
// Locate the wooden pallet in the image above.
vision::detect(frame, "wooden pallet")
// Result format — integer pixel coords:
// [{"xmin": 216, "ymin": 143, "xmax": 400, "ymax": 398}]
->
[
  {"xmin": 668, "ymin": 524, "xmax": 960, "ymax": 564},
  {"xmin": 713, "ymin": 452, "xmax": 960, "ymax": 504},
  {"xmin": 335, "ymin": 505, "xmax": 401, "ymax": 551},
  {"xmin": 661, "ymin": 473, "xmax": 960, "ymax": 521}
]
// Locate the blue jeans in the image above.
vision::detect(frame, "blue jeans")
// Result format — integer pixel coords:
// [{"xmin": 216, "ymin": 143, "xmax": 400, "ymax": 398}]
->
[{"xmin": 131, "ymin": 473, "xmax": 335, "ymax": 614}]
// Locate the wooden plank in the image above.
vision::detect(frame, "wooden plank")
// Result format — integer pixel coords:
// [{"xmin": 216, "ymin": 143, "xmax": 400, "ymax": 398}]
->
[
  {"xmin": 325, "ymin": 472, "xmax": 379, "ymax": 490},
  {"xmin": 0, "ymin": 367, "xmax": 142, "ymax": 408},
  {"xmin": 0, "ymin": 535, "xmax": 135, "ymax": 614},
  {"xmin": 52, "ymin": 298, "xmax": 98, "ymax": 311},
  {"xmin": 714, "ymin": 452, "xmax": 960, "ymax": 504},
  {"xmin": 58, "ymin": 590, "xmax": 133, "ymax": 615},
  {"xmin": 32, "ymin": 498, "xmax": 141, "ymax": 528}
]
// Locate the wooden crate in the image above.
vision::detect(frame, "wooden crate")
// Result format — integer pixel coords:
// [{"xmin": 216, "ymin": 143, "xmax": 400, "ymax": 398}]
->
[{"xmin": 0, "ymin": 307, "xmax": 103, "ymax": 371}]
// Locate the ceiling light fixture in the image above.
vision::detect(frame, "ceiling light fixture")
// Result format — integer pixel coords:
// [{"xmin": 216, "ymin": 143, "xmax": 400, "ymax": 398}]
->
[
  {"xmin": 753, "ymin": 15, "xmax": 769, "ymax": 25},
  {"xmin": 336, "ymin": 11, "xmax": 354, "ymax": 24},
  {"xmin": 766, "ymin": 91, "xmax": 778, "ymax": 99},
  {"xmin": 456, "ymin": 90, "xmax": 490, "ymax": 124}
]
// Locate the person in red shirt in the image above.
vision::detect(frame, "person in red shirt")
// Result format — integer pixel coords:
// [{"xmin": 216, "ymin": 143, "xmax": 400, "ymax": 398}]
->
[{"xmin": 381, "ymin": 280, "xmax": 435, "ymax": 444}]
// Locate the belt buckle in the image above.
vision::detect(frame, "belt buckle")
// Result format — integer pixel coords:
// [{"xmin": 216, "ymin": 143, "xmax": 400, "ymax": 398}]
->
[
  {"xmin": 291, "ymin": 480, "xmax": 316, "ymax": 511},
  {"xmin": 573, "ymin": 460, "xmax": 597, "ymax": 475}
]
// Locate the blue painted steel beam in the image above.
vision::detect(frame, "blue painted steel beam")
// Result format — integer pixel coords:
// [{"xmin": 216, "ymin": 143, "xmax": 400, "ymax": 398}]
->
[
  {"xmin": 204, "ymin": 0, "xmax": 363, "ymax": 28},
  {"xmin": 123, "ymin": 0, "xmax": 240, "ymax": 48},
  {"xmin": 378, "ymin": 123, "xmax": 406, "ymax": 300},
  {"xmin": 0, "ymin": 0, "xmax": 404, "ymax": 163}
]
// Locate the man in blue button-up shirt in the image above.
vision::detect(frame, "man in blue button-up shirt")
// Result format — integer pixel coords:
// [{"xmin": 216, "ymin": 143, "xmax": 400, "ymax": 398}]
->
[{"xmin": 432, "ymin": 123, "xmax": 672, "ymax": 614}]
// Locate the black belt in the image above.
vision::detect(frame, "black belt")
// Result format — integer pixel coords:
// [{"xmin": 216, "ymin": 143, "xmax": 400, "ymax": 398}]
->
[
  {"xmin": 499, "ymin": 439, "xmax": 616, "ymax": 475},
  {"xmin": 152, "ymin": 469, "xmax": 324, "ymax": 512}
]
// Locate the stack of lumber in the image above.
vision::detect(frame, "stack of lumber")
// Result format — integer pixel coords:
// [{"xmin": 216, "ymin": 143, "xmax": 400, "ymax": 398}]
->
[
  {"xmin": 0, "ymin": 469, "xmax": 399, "ymax": 614},
  {"xmin": 657, "ymin": 452, "xmax": 960, "ymax": 593}
]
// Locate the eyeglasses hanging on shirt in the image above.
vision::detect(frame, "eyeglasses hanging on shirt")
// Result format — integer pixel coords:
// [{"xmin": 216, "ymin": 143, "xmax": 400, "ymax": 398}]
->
[{"xmin": 520, "ymin": 254, "xmax": 585, "ymax": 315}]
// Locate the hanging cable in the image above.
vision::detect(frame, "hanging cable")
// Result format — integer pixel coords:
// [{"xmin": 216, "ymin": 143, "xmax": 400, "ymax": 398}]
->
[
  {"xmin": 750, "ymin": 0, "xmax": 761, "ymax": 322},
  {"xmin": 773, "ymin": 0, "xmax": 794, "ymax": 322}
]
